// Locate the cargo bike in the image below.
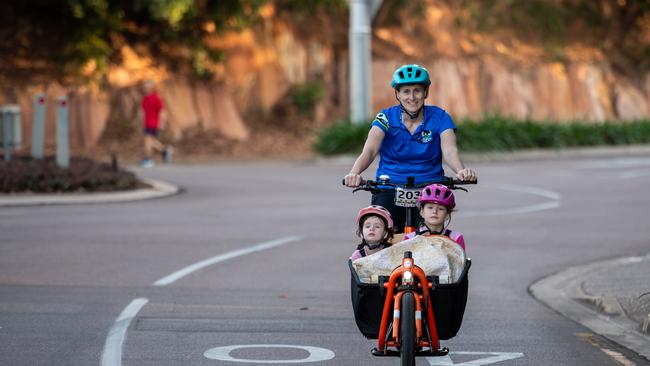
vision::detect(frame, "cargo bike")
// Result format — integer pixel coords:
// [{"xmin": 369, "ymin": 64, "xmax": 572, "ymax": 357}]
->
[{"xmin": 347, "ymin": 176, "xmax": 475, "ymax": 366}]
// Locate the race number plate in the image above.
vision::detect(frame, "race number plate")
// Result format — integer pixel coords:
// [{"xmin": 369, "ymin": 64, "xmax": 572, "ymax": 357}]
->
[{"xmin": 394, "ymin": 187, "xmax": 421, "ymax": 207}]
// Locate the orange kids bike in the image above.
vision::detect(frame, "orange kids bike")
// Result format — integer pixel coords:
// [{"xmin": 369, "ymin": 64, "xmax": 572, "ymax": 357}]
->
[{"xmin": 347, "ymin": 176, "xmax": 474, "ymax": 366}]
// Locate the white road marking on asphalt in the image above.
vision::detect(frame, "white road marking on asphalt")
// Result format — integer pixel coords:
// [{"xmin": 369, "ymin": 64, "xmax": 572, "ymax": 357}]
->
[
  {"xmin": 459, "ymin": 201, "xmax": 561, "ymax": 217},
  {"xmin": 426, "ymin": 351, "xmax": 524, "ymax": 365},
  {"xmin": 619, "ymin": 170, "xmax": 650, "ymax": 179},
  {"xmin": 488, "ymin": 183, "xmax": 561, "ymax": 200},
  {"xmin": 153, "ymin": 236, "xmax": 302, "ymax": 286},
  {"xmin": 577, "ymin": 157, "xmax": 650, "ymax": 169},
  {"xmin": 204, "ymin": 344, "xmax": 335, "ymax": 363},
  {"xmin": 457, "ymin": 183, "xmax": 561, "ymax": 217},
  {"xmin": 101, "ymin": 298, "xmax": 149, "ymax": 366}
]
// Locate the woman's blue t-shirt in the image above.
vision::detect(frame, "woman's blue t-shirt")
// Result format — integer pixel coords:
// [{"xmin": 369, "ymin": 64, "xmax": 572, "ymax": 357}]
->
[{"xmin": 370, "ymin": 105, "xmax": 456, "ymax": 185}]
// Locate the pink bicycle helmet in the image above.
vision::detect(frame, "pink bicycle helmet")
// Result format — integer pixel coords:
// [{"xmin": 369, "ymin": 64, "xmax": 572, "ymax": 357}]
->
[
  {"xmin": 356, "ymin": 205, "xmax": 394, "ymax": 230},
  {"xmin": 418, "ymin": 184, "xmax": 456, "ymax": 210}
]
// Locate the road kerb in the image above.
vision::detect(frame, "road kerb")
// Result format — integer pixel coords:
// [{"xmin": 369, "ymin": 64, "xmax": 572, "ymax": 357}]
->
[
  {"xmin": 0, "ymin": 178, "xmax": 180, "ymax": 207},
  {"xmin": 529, "ymin": 255, "xmax": 650, "ymax": 361}
]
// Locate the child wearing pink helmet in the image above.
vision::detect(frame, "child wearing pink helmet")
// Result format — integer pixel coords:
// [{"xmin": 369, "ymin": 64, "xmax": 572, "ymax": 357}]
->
[
  {"xmin": 404, "ymin": 184, "xmax": 466, "ymax": 251},
  {"xmin": 350, "ymin": 205, "xmax": 395, "ymax": 261}
]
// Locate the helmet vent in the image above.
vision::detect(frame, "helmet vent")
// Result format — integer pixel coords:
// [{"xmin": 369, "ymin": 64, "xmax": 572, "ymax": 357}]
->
[
  {"xmin": 415, "ymin": 70, "xmax": 421, "ymax": 78},
  {"xmin": 443, "ymin": 191, "xmax": 451, "ymax": 199},
  {"xmin": 425, "ymin": 187, "xmax": 432, "ymax": 196},
  {"xmin": 435, "ymin": 188, "xmax": 441, "ymax": 196}
]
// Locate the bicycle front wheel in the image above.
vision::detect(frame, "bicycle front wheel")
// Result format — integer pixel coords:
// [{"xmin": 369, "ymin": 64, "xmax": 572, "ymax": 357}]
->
[{"xmin": 400, "ymin": 291, "xmax": 416, "ymax": 366}]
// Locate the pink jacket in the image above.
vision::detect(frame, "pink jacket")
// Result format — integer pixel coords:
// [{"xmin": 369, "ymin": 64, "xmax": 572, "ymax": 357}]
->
[{"xmin": 404, "ymin": 229, "xmax": 465, "ymax": 251}]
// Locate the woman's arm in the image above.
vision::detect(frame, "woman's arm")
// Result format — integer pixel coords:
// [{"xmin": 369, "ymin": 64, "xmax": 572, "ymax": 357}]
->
[
  {"xmin": 440, "ymin": 129, "xmax": 477, "ymax": 181},
  {"xmin": 344, "ymin": 126, "xmax": 385, "ymax": 187}
]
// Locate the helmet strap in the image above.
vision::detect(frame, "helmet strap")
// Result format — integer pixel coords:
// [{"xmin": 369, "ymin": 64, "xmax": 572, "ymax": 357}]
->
[
  {"xmin": 362, "ymin": 239, "xmax": 383, "ymax": 250},
  {"xmin": 395, "ymin": 88, "xmax": 427, "ymax": 121},
  {"xmin": 443, "ymin": 214, "xmax": 452, "ymax": 232},
  {"xmin": 401, "ymin": 104, "xmax": 422, "ymax": 120},
  {"xmin": 419, "ymin": 213, "xmax": 451, "ymax": 234}
]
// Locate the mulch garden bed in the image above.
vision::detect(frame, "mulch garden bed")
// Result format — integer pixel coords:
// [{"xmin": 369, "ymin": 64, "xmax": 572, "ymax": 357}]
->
[{"xmin": 0, "ymin": 155, "xmax": 148, "ymax": 193}]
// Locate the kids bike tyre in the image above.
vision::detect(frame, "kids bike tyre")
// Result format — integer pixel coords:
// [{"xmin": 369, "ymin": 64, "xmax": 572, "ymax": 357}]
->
[{"xmin": 400, "ymin": 291, "xmax": 416, "ymax": 366}]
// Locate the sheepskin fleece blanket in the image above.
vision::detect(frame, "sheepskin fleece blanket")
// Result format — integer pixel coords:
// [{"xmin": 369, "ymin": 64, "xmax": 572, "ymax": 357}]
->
[{"xmin": 351, "ymin": 235, "xmax": 465, "ymax": 284}]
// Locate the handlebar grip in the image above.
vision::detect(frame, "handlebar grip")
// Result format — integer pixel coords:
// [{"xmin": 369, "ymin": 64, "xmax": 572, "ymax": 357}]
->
[
  {"xmin": 451, "ymin": 179, "xmax": 478, "ymax": 185},
  {"xmin": 342, "ymin": 178, "xmax": 370, "ymax": 186}
]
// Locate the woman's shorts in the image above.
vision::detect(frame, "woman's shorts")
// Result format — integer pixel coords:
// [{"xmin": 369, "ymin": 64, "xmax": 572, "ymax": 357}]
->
[{"xmin": 144, "ymin": 127, "xmax": 159, "ymax": 136}]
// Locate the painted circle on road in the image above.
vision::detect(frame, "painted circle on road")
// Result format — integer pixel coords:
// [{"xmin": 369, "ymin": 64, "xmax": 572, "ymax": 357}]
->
[{"xmin": 204, "ymin": 344, "xmax": 335, "ymax": 363}]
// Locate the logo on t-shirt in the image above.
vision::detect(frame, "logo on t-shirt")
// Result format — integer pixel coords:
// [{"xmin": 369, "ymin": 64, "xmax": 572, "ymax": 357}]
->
[
  {"xmin": 373, "ymin": 113, "xmax": 389, "ymax": 131},
  {"xmin": 418, "ymin": 130, "xmax": 433, "ymax": 143}
]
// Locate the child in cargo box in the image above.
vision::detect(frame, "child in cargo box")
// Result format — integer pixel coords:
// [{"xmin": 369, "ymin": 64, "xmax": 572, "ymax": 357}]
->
[
  {"xmin": 350, "ymin": 205, "xmax": 395, "ymax": 261},
  {"xmin": 404, "ymin": 183, "xmax": 466, "ymax": 251}
]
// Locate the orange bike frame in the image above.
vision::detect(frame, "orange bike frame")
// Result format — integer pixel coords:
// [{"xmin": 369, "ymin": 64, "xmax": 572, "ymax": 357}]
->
[{"xmin": 376, "ymin": 257, "xmax": 440, "ymax": 353}]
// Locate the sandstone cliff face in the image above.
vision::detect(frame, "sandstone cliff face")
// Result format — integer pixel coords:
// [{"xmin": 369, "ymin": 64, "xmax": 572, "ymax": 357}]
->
[
  {"xmin": 373, "ymin": 59, "xmax": 649, "ymax": 122},
  {"xmin": 1, "ymin": 3, "xmax": 649, "ymax": 151}
]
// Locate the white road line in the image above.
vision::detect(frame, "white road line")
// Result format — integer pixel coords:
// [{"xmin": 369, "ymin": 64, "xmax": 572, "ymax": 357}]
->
[
  {"xmin": 426, "ymin": 351, "xmax": 524, "ymax": 365},
  {"xmin": 458, "ymin": 201, "xmax": 561, "ymax": 218},
  {"xmin": 153, "ymin": 236, "xmax": 303, "ymax": 286},
  {"xmin": 620, "ymin": 170, "xmax": 650, "ymax": 179},
  {"xmin": 101, "ymin": 298, "xmax": 149, "ymax": 366},
  {"xmin": 578, "ymin": 157, "xmax": 650, "ymax": 169},
  {"xmin": 457, "ymin": 183, "xmax": 561, "ymax": 217},
  {"xmin": 487, "ymin": 183, "xmax": 561, "ymax": 200},
  {"xmin": 204, "ymin": 344, "xmax": 336, "ymax": 363}
]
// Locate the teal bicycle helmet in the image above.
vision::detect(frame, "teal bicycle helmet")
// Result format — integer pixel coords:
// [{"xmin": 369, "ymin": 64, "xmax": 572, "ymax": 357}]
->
[{"xmin": 391, "ymin": 64, "xmax": 431, "ymax": 89}]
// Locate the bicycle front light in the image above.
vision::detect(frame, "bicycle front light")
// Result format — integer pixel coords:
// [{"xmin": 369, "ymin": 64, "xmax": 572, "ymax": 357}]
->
[{"xmin": 402, "ymin": 270, "xmax": 413, "ymax": 285}]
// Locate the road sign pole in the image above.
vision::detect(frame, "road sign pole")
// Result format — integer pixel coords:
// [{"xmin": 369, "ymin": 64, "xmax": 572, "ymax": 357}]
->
[
  {"xmin": 56, "ymin": 96, "xmax": 69, "ymax": 168},
  {"xmin": 32, "ymin": 93, "xmax": 46, "ymax": 159},
  {"xmin": 1, "ymin": 108, "xmax": 9, "ymax": 161}
]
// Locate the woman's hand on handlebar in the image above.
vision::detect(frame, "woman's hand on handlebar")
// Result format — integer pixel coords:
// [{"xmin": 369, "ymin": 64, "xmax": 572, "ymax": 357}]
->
[
  {"xmin": 456, "ymin": 168, "xmax": 477, "ymax": 182},
  {"xmin": 343, "ymin": 172, "xmax": 364, "ymax": 187}
]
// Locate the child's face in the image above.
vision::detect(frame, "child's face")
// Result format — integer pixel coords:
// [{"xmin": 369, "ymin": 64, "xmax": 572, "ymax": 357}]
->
[
  {"xmin": 420, "ymin": 203, "xmax": 449, "ymax": 228},
  {"xmin": 362, "ymin": 216, "xmax": 387, "ymax": 244}
]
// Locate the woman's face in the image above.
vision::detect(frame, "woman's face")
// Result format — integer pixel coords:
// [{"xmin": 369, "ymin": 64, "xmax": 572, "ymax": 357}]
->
[
  {"xmin": 362, "ymin": 216, "xmax": 387, "ymax": 244},
  {"xmin": 396, "ymin": 84, "xmax": 427, "ymax": 115}
]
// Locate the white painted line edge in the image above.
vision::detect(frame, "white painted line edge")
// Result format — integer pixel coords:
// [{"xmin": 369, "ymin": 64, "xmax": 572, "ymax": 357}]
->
[
  {"xmin": 153, "ymin": 236, "xmax": 303, "ymax": 286},
  {"xmin": 487, "ymin": 183, "xmax": 561, "ymax": 200},
  {"xmin": 457, "ymin": 183, "xmax": 562, "ymax": 218},
  {"xmin": 426, "ymin": 351, "xmax": 524, "ymax": 365},
  {"xmin": 204, "ymin": 344, "xmax": 335, "ymax": 363},
  {"xmin": 101, "ymin": 298, "xmax": 149, "ymax": 366}
]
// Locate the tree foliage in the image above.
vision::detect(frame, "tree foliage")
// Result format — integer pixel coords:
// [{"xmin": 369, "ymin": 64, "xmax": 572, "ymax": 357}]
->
[
  {"xmin": 0, "ymin": 0, "xmax": 344, "ymax": 81},
  {"xmin": 452, "ymin": 0, "xmax": 650, "ymax": 70}
]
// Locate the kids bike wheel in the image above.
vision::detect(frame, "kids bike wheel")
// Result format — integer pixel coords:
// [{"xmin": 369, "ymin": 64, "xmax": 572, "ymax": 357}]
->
[{"xmin": 400, "ymin": 291, "xmax": 416, "ymax": 366}]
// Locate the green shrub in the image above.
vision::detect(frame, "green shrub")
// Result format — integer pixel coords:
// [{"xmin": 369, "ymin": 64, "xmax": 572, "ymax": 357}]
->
[
  {"xmin": 457, "ymin": 117, "xmax": 650, "ymax": 151},
  {"xmin": 292, "ymin": 82, "xmax": 325, "ymax": 116},
  {"xmin": 313, "ymin": 116, "xmax": 650, "ymax": 155},
  {"xmin": 312, "ymin": 120, "xmax": 370, "ymax": 155}
]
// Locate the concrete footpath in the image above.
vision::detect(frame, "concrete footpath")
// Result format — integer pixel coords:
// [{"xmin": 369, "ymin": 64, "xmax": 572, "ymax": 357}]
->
[{"xmin": 530, "ymin": 253, "xmax": 650, "ymax": 360}]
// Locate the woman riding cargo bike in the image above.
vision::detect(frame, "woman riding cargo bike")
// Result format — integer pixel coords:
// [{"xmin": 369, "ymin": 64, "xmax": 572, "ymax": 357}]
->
[
  {"xmin": 344, "ymin": 64, "xmax": 477, "ymax": 365},
  {"xmin": 347, "ymin": 177, "xmax": 475, "ymax": 365},
  {"xmin": 343, "ymin": 63, "xmax": 477, "ymax": 233}
]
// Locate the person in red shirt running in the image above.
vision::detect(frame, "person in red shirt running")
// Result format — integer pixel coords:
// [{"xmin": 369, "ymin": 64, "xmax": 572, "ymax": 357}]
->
[{"xmin": 141, "ymin": 80, "xmax": 171, "ymax": 167}]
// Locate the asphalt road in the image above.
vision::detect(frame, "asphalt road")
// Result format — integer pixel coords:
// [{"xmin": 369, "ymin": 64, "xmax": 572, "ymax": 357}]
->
[{"xmin": 1, "ymin": 154, "xmax": 649, "ymax": 365}]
